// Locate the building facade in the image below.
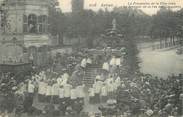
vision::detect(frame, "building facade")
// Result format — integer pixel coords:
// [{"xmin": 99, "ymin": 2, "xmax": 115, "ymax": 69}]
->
[{"xmin": 0, "ymin": 0, "xmax": 58, "ymax": 66}]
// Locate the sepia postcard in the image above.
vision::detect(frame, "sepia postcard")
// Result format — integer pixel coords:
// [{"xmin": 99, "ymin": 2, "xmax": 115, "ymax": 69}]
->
[{"xmin": 0, "ymin": 0, "xmax": 182, "ymax": 117}]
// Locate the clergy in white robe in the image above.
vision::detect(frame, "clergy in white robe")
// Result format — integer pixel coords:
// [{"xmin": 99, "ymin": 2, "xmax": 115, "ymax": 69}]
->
[
  {"xmin": 42, "ymin": 73, "xmax": 47, "ymax": 81},
  {"xmin": 86, "ymin": 58, "xmax": 92, "ymax": 65},
  {"xmin": 38, "ymin": 81, "xmax": 47, "ymax": 102},
  {"xmin": 93, "ymin": 82, "xmax": 100, "ymax": 94},
  {"xmin": 130, "ymin": 82, "xmax": 137, "ymax": 88},
  {"xmin": 101, "ymin": 85, "xmax": 108, "ymax": 97},
  {"xmin": 115, "ymin": 76, "xmax": 121, "ymax": 89},
  {"xmin": 106, "ymin": 77, "xmax": 114, "ymax": 93},
  {"xmin": 101, "ymin": 84, "xmax": 108, "ymax": 103},
  {"xmin": 76, "ymin": 85, "xmax": 85, "ymax": 101},
  {"xmin": 95, "ymin": 75, "xmax": 101, "ymax": 81},
  {"xmin": 15, "ymin": 83, "xmax": 26, "ymax": 95},
  {"xmin": 57, "ymin": 77, "xmax": 62, "ymax": 86},
  {"xmin": 46, "ymin": 84, "xmax": 52, "ymax": 102},
  {"xmin": 89, "ymin": 88, "xmax": 95, "ymax": 104},
  {"xmin": 52, "ymin": 83, "xmax": 59, "ymax": 96},
  {"xmin": 108, "ymin": 82, "xmax": 114, "ymax": 93},
  {"xmin": 59, "ymin": 87, "xmax": 64, "ymax": 99},
  {"xmin": 38, "ymin": 81, "xmax": 46, "ymax": 95},
  {"xmin": 81, "ymin": 58, "xmax": 87, "ymax": 68},
  {"xmin": 27, "ymin": 81, "xmax": 35, "ymax": 107},
  {"xmin": 62, "ymin": 73, "xmax": 69, "ymax": 79},
  {"xmin": 61, "ymin": 74, "xmax": 69, "ymax": 86},
  {"xmin": 102, "ymin": 62, "xmax": 109, "ymax": 71},
  {"xmin": 110, "ymin": 56, "xmax": 116, "ymax": 66},
  {"xmin": 52, "ymin": 83, "xmax": 60, "ymax": 103},
  {"xmin": 70, "ymin": 88, "xmax": 77, "ymax": 100},
  {"xmin": 94, "ymin": 81, "xmax": 103, "ymax": 103},
  {"xmin": 39, "ymin": 71, "xmax": 45, "ymax": 80},
  {"xmin": 115, "ymin": 58, "xmax": 121, "ymax": 66},
  {"xmin": 145, "ymin": 109, "xmax": 154, "ymax": 116},
  {"xmin": 63, "ymin": 84, "xmax": 72, "ymax": 100},
  {"xmin": 28, "ymin": 82, "xmax": 35, "ymax": 94}
]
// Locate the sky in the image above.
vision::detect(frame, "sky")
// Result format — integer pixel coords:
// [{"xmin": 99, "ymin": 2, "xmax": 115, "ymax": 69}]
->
[{"xmin": 59, "ymin": 0, "xmax": 183, "ymax": 15}]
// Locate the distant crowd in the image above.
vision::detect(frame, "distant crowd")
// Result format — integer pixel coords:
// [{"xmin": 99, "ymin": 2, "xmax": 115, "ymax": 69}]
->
[{"xmin": 0, "ymin": 47, "xmax": 182, "ymax": 117}]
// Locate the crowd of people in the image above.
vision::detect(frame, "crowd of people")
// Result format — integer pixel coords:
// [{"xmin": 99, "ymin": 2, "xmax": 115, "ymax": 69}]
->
[
  {"xmin": 114, "ymin": 73, "xmax": 183, "ymax": 117},
  {"xmin": 87, "ymin": 53, "xmax": 122, "ymax": 104},
  {"xmin": 14, "ymin": 71, "xmax": 84, "ymax": 115},
  {"xmin": 2, "ymin": 47, "xmax": 123, "ymax": 117},
  {"xmin": 0, "ymin": 47, "xmax": 182, "ymax": 117}
]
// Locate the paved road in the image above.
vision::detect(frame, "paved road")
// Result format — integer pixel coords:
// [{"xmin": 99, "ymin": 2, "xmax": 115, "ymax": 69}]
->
[{"xmin": 138, "ymin": 42, "xmax": 183, "ymax": 78}]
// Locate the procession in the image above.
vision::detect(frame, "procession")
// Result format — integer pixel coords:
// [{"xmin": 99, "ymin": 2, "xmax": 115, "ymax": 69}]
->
[
  {"xmin": 0, "ymin": 0, "xmax": 183, "ymax": 117},
  {"xmin": 0, "ymin": 46, "xmax": 182, "ymax": 117}
]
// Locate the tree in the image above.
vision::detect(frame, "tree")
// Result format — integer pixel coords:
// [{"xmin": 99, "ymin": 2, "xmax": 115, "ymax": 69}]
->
[{"xmin": 49, "ymin": 9, "xmax": 66, "ymax": 45}]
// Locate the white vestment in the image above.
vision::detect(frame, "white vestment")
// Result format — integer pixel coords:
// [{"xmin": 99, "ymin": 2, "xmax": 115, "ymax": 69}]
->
[
  {"xmin": 96, "ymin": 75, "xmax": 101, "ymax": 80},
  {"xmin": 86, "ymin": 58, "xmax": 92, "ymax": 64},
  {"xmin": 115, "ymin": 58, "xmax": 121, "ymax": 66},
  {"xmin": 57, "ymin": 77, "xmax": 62, "ymax": 86},
  {"xmin": 28, "ymin": 82, "xmax": 35, "ymax": 93},
  {"xmin": 61, "ymin": 77, "xmax": 68, "ymax": 86},
  {"xmin": 106, "ymin": 78, "xmax": 114, "ymax": 92},
  {"xmin": 101, "ymin": 85, "xmax": 108, "ymax": 96},
  {"xmin": 110, "ymin": 57, "xmax": 116, "ymax": 66},
  {"xmin": 38, "ymin": 82, "xmax": 47, "ymax": 95},
  {"xmin": 146, "ymin": 109, "xmax": 154, "ymax": 116},
  {"xmin": 46, "ymin": 85, "xmax": 52, "ymax": 96},
  {"xmin": 89, "ymin": 88, "xmax": 95, "ymax": 97},
  {"xmin": 76, "ymin": 85, "xmax": 85, "ymax": 98},
  {"xmin": 59, "ymin": 88, "xmax": 64, "ymax": 98},
  {"xmin": 94, "ymin": 81, "xmax": 103, "ymax": 94},
  {"xmin": 115, "ymin": 77, "xmax": 121, "ymax": 88},
  {"xmin": 63, "ymin": 84, "xmax": 72, "ymax": 98},
  {"xmin": 81, "ymin": 58, "xmax": 87, "ymax": 68},
  {"xmin": 70, "ymin": 88, "xmax": 77, "ymax": 99},
  {"xmin": 62, "ymin": 73, "xmax": 69, "ymax": 79},
  {"xmin": 102, "ymin": 62, "xmax": 109, "ymax": 71},
  {"xmin": 107, "ymin": 83, "xmax": 114, "ymax": 92},
  {"xmin": 52, "ymin": 83, "xmax": 59, "ymax": 96}
]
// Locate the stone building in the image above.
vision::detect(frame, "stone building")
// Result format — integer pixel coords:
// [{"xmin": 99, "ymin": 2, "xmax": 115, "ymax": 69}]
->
[{"xmin": 0, "ymin": 0, "xmax": 59, "ymax": 66}]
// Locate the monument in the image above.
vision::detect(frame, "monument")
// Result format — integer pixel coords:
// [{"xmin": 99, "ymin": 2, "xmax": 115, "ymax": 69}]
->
[{"xmin": 101, "ymin": 18, "xmax": 124, "ymax": 48}]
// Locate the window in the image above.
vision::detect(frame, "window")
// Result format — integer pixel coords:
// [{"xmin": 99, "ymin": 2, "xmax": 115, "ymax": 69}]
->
[
  {"xmin": 23, "ymin": 14, "xmax": 48, "ymax": 34},
  {"xmin": 38, "ymin": 15, "xmax": 47, "ymax": 33},
  {"xmin": 28, "ymin": 14, "xmax": 37, "ymax": 33},
  {"xmin": 23, "ymin": 15, "xmax": 28, "ymax": 33},
  {"xmin": 38, "ymin": 16, "xmax": 43, "ymax": 33}
]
